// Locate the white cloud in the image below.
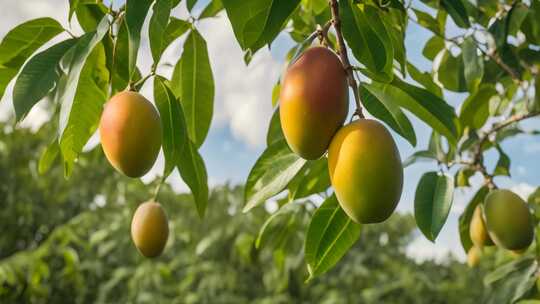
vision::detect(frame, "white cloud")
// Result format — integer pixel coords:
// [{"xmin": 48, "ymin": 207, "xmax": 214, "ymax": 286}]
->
[
  {"xmin": 197, "ymin": 14, "xmax": 281, "ymax": 148},
  {"xmin": 406, "ymin": 235, "xmax": 457, "ymax": 263}
]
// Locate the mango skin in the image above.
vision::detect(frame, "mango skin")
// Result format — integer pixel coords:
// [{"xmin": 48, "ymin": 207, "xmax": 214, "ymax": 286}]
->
[
  {"xmin": 484, "ymin": 189, "xmax": 534, "ymax": 251},
  {"xmin": 99, "ymin": 91, "xmax": 162, "ymax": 178},
  {"xmin": 328, "ymin": 119, "xmax": 403, "ymax": 223},
  {"xmin": 280, "ymin": 46, "xmax": 348, "ymax": 160},
  {"xmin": 131, "ymin": 201, "xmax": 169, "ymax": 258},
  {"xmin": 467, "ymin": 246, "xmax": 481, "ymax": 268},
  {"xmin": 470, "ymin": 205, "xmax": 494, "ymax": 247}
]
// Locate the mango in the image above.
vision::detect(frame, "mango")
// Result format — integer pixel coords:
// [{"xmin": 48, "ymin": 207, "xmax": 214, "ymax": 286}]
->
[
  {"xmin": 467, "ymin": 246, "xmax": 481, "ymax": 268},
  {"xmin": 280, "ymin": 46, "xmax": 348, "ymax": 160},
  {"xmin": 469, "ymin": 205, "xmax": 494, "ymax": 247},
  {"xmin": 99, "ymin": 91, "xmax": 162, "ymax": 178},
  {"xmin": 328, "ymin": 119, "xmax": 403, "ymax": 223},
  {"xmin": 484, "ymin": 189, "xmax": 534, "ymax": 251},
  {"xmin": 131, "ymin": 201, "xmax": 169, "ymax": 258},
  {"xmin": 510, "ymin": 248, "xmax": 527, "ymax": 257}
]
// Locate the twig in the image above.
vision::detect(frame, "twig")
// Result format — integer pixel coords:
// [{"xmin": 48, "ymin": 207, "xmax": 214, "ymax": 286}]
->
[
  {"xmin": 478, "ymin": 47, "xmax": 521, "ymax": 84},
  {"xmin": 484, "ymin": 111, "xmax": 540, "ymax": 137},
  {"xmin": 130, "ymin": 71, "xmax": 156, "ymax": 91},
  {"xmin": 470, "ymin": 111, "xmax": 540, "ymax": 188},
  {"xmin": 152, "ymin": 176, "xmax": 166, "ymax": 201},
  {"xmin": 302, "ymin": 20, "xmax": 332, "ymax": 46},
  {"xmin": 329, "ymin": 0, "xmax": 364, "ymax": 118},
  {"xmin": 407, "ymin": 9, "xmax": 522, "ymax": 84},
  {"xmin": 316, "ymin": 21, "xmax": 333, "ymax": 47}
]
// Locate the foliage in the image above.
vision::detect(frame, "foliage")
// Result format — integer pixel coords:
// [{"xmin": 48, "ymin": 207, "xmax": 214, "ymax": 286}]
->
[{"xmin": 0, "ymin": 125, "xmax": 491, "ymax": 303}]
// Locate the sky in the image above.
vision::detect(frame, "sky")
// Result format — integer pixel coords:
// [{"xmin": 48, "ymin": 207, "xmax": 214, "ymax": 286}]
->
[{"xmin": 1, "ymin": 0, "xmax": 539, "ymax": 262}]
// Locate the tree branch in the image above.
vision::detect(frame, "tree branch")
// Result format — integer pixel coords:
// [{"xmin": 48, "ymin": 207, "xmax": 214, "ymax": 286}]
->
[
  {"xmin": 470, "ymin": 111, "xmax": 540, "ymax": 188},
  {"xmin": 329, "ymin": 0, "xmax": 364, "ymax": 118},
  {"xmin": 407, "ymin": 9, "xmax": 522, "ymax": 84}
]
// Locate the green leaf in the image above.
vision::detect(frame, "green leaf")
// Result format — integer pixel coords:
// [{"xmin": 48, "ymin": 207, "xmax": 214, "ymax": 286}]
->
[
  {"xmin": 428, "ymin": 131, "xmax": 446, "ymax": 162},
  {"xmin": 488, "ymin": 17, "xmax": 507, "ymax": 50},
  {"xmin": 494, "ymin": 145, "xmax": 511, "ymax": 176},
  {"xmin": 69, "ymin": 0, "xmax": 101, "ymax": 22},
  {"xmin": 406, "ymin": 62, "xmax": 442, "ymax": 97},
  {"xmin": 59, "ymin": 44, "xmax": 109, "ymax": 176},
  {"xmin": 187, "ymin": 0, "xmax": 198, "ymax": 11},
  {"xmin": 38, "ymin": 139, "xmax": 60, "ymax": 175},
  {"xmin": 57, "ymin": 17, "xmax": 109, "ymax": 139},
  {"xmin": 0, "ymin": 18, "xmax": 64, "ymax": 98},
  {"xmin": 455, "ymin": 167, "xmax": 474, "ymax": 187},
  {"xmin": 0, "ymin": 18, "xmax": 63, "ymax": 67},
  {"xmin": 110, "ymin": 20, "xmax": 130, "ymax": 93},
  {"xmin": 288, "ymin": 158, "xmax": 330, "ymax": 201},
  {"xmin": 163, "ymin": 18, "xmax": 191, "ymax": 48},
  {"xmin": 365, "ymin": 78, "xmax": 459, "ymax": 145},
  {"xmin": 441, "ymin": 0, "xmax": 470, "ymax": 28},
  {"xmin": 178, "ymin": 30, "xmax": 214, "ymax": 147},
  {"xmin": 305, "ymin": 195, "xmax": 361, "ymax": 280},
  {"xmin": 508, "ymin": 3, "xmax": 529, "ymax": 36},
  {"xmin": 0, "ymin": 66, "xmax": 18, "ymax": 100},
  {"xmin": 256, "ymin": 202, "xmax": 304, "ymax": 249},
  {"xmin": 266, "ymin": 108, "xmax": 284, "ymax": 146},
  {"xmin": 414, "ymin": 172, "xmax": 454, "ymax": 242},
  {"xmin": 177, "ymin": 139, "xmax": 209, "ymax": 218},
  {"xmin": 340, "ymin": 1, "xmax": 393, "ymax": 82},
  {"xmin": 462, "ymin": 37, "xmax": 484, "ymax": 92},
  {"xmin": 528, "ymin": 188, "xmax": 540, "ymax": 205},
  {"xmin": 413, "ymin": 9, "xmax": 444, "ymax": 35},
  {"xmin": 485, "ymin": 257, "xmax": 536, "ymax": 285},
  {"xmin": 12, "ymin": 39, "xmax": 77, "ymax": 121},
  {"xmin": 170, "ymin": 56, "xmax": 183, "ymax": 98},
  {"xmin": 199, "ymin": 0, "xmax": 224, "ymax": 19},
  {"xmin": 459, "ymin": 84, "xmax": 497, "ymax": 130},
  {"xmin": 243, "ymin": 139, "xmax": 306, "ymax": 212},
  {"xmin": 125, "ymin": 0, "xmax": 153, "ymax": 80},
  {"xmin": 149, "ymin": 0, "xmax": 172, "ymax": 64},
  {"xmin": 74, "ymin": 3, "xmax": 108, "ymax": 32},
  {"xmin": 435, "ymin": 49, "xmax": 467, "ymax": 92},
  {"xmin": 402, "ymin": 150, "xmax": 437, "ymax": 167},
  {"xmin": 422, "ymin": 36, "xmax": 445, "ymax": 61},
  {"xmin": 484, "ymin": 257, "xmax": 537, "ymax": 304},
  {"xmin": 381, "ymin": 10, "xmax": 407, "ymax": 74},
  {"xmin": 222, "ymin": 0, "xmax": 300, "ymax": 54},
  {"xmin": 458, "ymin": 186, "xmax": 488, "ymax": 252},
  {"xmin": 154, "ymin": 76, "xmax": 187, "ymax": 178},
  {"xmin": 522, "ymin": 2, "xmax": 540, "ymax": 45},
  {"xmin": 361, "ymin": 83, "xmax": 416, "ymax": 146},
  {"xmin": 271, "ymin": 81, "xmax": 280, "ymax": 107}
]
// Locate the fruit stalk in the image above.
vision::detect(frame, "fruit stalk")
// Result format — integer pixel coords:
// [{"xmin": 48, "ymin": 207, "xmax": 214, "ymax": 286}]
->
[{"xmin": 328, "ymin": 0, "xmax": 364, "ymax": 118}]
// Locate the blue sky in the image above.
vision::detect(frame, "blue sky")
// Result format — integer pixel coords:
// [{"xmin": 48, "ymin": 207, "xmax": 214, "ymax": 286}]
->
[{"xmin": 1, "ymin": 0, "xmax": 538, "ymax": 261}]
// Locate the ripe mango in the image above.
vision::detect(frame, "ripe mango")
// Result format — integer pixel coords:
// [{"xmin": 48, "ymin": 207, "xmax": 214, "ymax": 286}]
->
[
  {"xmin": 131, "ymin": 201, "xmax": 169, "ymax": 258},
  {"xmin": 469, "ymin": 205, "xmax": 494, "ymax": 247},
  {"xmin": 484, "ymin": 189, "xmax": 534, "ymax": 251},
  {"xmin": 328, "ymin": 119, "xmax": 403, "ymax": 223},
  {"xmin": 99, "ymin": 91, "xmax": 162, "ymax": 178},
  {"xmin": 467, "ymin": 246, "xmax": 481, "ymax": 268},
  {"xmin": 280, "ymin": 47, "xmax": 348, "ymax": 160}
]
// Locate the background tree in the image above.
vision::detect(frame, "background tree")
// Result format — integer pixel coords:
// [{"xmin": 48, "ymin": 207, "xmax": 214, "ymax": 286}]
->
[{"xmin": 0, "ymin": 123, "xmax": 489, "ymax": 303}]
